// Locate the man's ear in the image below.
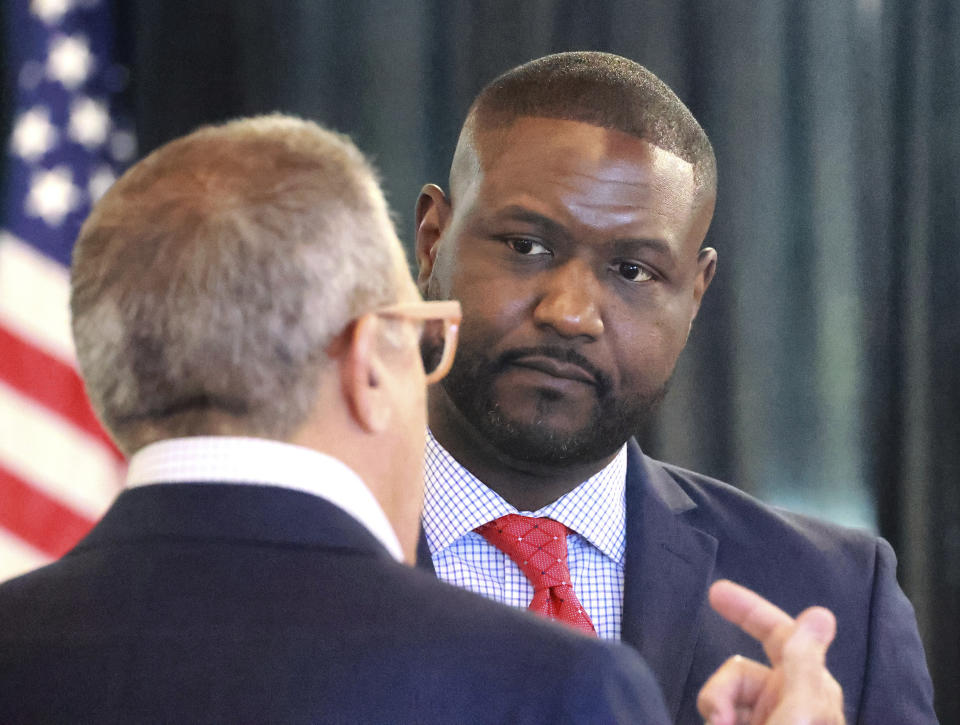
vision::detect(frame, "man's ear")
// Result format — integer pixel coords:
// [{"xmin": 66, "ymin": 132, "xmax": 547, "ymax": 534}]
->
[
  {"xmin": 686, "ymin": 247, "xmax": 718, "ymax": 339},
  {"xmin": 415, "ymin": 183, "xmax": 451, "ymax": 294},
  {"xmin": 341, "ymin": 314, "xmax": 392, "ymax": 434},
  {"xmin": 692, "ymin": 247, "xmax": 718, "ymax": 313}
]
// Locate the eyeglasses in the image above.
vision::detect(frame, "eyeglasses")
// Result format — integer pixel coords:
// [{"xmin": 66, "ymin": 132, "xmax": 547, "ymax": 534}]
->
[{"xmin": 373, "ymin": 300, "xmax": 461, "ymax": 384}]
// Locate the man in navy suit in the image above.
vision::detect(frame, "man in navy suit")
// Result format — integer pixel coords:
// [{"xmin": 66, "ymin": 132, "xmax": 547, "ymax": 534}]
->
[
  {"xmin": 0, "ymin": 114, "xmax": 676, "ymax": 723},
  {"xmin": 415, "ymin": 52, "xmax": 937, "ymax": 724}
]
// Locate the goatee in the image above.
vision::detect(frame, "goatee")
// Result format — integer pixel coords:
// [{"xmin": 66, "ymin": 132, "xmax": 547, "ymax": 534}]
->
[{"xmin": 439, "ymin": 343, "xmax": 667, "ymax": 466}]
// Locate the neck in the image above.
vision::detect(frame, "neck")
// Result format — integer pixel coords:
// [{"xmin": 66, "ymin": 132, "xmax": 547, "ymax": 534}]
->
[
  {"xmin": 427, "ymin": 388, "xmax": 616, "ymax": 511},
  {"xmin": 288, "ymin": 406, "xmax": 421, "ymax": 565}
]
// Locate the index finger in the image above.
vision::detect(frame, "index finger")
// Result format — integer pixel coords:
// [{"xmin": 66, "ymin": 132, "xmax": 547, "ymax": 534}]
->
[{"xmin": 709, "ymin": 579, "xmax": 795, "ymax": 663}]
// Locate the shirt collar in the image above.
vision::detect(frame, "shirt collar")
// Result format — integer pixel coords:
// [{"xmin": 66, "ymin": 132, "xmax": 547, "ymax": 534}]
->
[
  {"xmin": 422, "ymin": 430, "xmax": 626, "ymax": 564},
  {"xmin": 126, "ymin": 436, "xmax": 404, "ymax": 562}
]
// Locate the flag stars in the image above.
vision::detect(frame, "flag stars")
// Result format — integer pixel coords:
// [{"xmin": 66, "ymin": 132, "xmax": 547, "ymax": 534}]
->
[
  {"xmin": 31, "ymin": 0, "xmax": 74, "ymax": 25},
  {"xmin": 11, "ymin": 107, "xmax": 59, "ymax": 161},
  {"xmin": 69, "ymin": 97, "xmax": 110, "ymax": 148},
  {"xmin": 88, "ymin": 166, "xmax": 116, "ymax": 202},
  {"xmin": 109, "ymin": 129, "xmax": 137, "ymax": 162},
  {"xmin": 25, "ymin": 166, "xmax": 82, "ymax": 227},
  {"xmin": 47, "ymin": 34, "xmax": 94, "ymax": 89}
]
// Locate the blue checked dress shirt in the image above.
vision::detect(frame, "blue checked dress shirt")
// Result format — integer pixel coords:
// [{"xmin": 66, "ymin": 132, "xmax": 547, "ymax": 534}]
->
[{"xmin": 422, "ymin": 430, "xmax": 627, "ymax": 640}]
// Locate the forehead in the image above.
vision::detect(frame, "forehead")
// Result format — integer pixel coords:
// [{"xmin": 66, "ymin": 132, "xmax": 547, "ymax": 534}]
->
[{"xmin": 466, "ymin": 117, "xmax": 701, "ymax": 239}]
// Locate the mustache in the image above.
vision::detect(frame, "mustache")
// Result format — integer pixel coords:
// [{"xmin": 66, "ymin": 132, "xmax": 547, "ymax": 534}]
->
[{"xmin": 496, "ymin": 346, "xmax": 612, "ymax": 394}]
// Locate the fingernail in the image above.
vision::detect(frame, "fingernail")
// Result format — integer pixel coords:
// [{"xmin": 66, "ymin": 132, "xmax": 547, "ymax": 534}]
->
[{"xmin": 798, "ymin": 607, "xmax": 835, "ymax": 643}]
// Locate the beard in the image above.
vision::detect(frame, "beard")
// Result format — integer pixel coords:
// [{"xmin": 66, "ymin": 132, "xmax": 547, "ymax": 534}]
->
[{"xmin": 438, "ymin": 340, "xmax": 668, "ymax": 466}]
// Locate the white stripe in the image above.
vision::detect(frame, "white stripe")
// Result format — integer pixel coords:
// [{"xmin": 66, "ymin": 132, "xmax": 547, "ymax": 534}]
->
[
  {"xmin": 0, "ymin": 231, "xmax": 77, "ymax": 365},
  {"xmin": 0, "ymin": 381, "xmax": 122, "ymax": 519},
  {"xmin": 0, "ymin": 528, "xmax": 51, "ymax": 584}
]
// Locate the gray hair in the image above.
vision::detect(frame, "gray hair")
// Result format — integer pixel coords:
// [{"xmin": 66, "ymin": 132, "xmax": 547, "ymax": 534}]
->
[{"xmin": 70, "ymin": 114, "xmax": 405, "ymax": 454}]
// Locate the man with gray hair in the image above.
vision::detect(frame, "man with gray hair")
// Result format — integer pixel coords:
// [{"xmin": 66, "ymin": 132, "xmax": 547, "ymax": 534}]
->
[{"xmin": 0, "ymin": 114, "xmax": 675, "ymax": 722}]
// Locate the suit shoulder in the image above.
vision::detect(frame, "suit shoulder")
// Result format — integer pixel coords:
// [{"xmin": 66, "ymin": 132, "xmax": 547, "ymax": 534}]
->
[
  {"xmin": 378, "ymin": 558, "xmax": 616, "ymax": 644},
  {"xmin": 371, "ymin": 560, "xmax": 642, "ymax": 662},
  {"xmin": 655, "ymin": 458, "xmax": 880, "ymax": 552},
  {"xmin": 0, "ymin": 559, "xmax": 66, "ymax": 614},
  {"xmin": 334, "ymin": 558, "xmax": 671, "ymax": 722},
  {"xmin": 633, "ymin": 455, "xmax": 889, "ymax": 601}
]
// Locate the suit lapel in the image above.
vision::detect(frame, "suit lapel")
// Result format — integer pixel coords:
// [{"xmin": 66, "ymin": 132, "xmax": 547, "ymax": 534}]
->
[{"xmin": 621, "ymin": 442, "xmax": 717, "ymax": 722}]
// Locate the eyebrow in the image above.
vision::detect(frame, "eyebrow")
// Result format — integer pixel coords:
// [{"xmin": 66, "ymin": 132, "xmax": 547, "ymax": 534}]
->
[
  {"xmin": 611, "ymin": 237, "xmax": 673, "ymax": 260},
  {"xmin": 494, "ymin": 204, "xmax": 674, "ymax": 260},
  {"xmin": 493, "ymin": 205, "xmax": 570, "ymax": 241}
]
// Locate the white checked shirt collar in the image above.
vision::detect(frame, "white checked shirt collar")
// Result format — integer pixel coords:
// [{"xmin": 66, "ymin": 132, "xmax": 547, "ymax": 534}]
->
[
  {"xmin": 126, "ymin": 436, "xmax": 404, "ymax": 562},
  {"xmin": 422, "ymin": 429, "xmax": 626, "ymax": 564}
]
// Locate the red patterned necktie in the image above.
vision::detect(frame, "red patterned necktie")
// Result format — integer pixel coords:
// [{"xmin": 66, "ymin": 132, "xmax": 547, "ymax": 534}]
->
[{"xmin": 476, "ymin": 514, "xmax": 597, "ymax": 636}]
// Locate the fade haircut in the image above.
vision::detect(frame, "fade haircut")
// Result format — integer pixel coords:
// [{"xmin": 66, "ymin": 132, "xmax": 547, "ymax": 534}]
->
[
  {"xmin": 457, "ymin": 51, "xmax": 716, "ymax": 204},
  {"xmin": 70, "ymin": 114, "xmax": 404, "ymax": 454}
]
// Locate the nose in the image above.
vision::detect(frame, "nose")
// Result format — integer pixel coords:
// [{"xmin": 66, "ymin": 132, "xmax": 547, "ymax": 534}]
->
[{"xmin": 532, "ymin": 259, "xmax": 604, "ymax": 339}]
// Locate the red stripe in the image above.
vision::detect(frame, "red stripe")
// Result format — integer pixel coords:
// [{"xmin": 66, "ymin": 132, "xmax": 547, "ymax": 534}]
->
[
  {"xmin": 0, "ymin": 324, "xmax": 123, "ymax": 460},
  {"xmin": 0, "ymin": 464, "xmax": 96, "ymax": 558}
]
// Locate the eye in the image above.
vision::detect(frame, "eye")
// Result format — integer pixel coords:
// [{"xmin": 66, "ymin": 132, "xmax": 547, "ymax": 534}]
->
[
  {"xmin": 616, "ymin": 261, "xmax": 654, "ymax": 282},
  {"xmin": 505, "ymin": 237, "xmax": 551, "ymax": 256}
]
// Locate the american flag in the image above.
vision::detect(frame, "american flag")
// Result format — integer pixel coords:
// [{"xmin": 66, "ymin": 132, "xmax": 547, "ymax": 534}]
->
[{"xmin": 0, "ymin": 0, "xmax": 133, "ymax": 581}]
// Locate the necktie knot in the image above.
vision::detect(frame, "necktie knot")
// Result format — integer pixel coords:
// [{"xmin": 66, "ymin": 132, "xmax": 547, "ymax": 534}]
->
[
  {"xmin": 476, "ymin": 515, "xmax": 569, "ymax": 590},
  {"xmin": 476, "ymin": 514, "xmax": 596, "ymax": 635}
]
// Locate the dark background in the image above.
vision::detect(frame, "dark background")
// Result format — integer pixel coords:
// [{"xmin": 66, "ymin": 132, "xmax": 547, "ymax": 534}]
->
[{"xmin": 6, "ymin": 1, "xmax": 959, "ymax": 720}]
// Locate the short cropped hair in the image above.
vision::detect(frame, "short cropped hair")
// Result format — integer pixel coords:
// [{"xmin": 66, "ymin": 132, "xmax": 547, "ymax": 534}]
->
[
  {"xmin": 462, "ymin": 51, "xmax": 716, "ymax": 202},
  {"xmin": 70, "ymin": 114, "xmax": 404, "ymax": 454}
]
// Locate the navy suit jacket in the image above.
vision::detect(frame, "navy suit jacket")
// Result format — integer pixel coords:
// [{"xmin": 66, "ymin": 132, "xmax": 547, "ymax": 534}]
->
[
  {"xmin": 0, "ymin": 482, "xmax": 671, "ymax": 724},
  {"xmin": 418, "ymin": 440, "xmax": 937, "ymax": 725}
]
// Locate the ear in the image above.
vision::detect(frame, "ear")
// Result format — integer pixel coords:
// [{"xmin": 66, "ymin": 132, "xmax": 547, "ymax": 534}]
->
[
  {"xmin": 415, "ymin": 183, "xmax": 451, "ymax": 294},
  {"xmin": 686, "ymin": 247, "xmax": 717, "ymax": 339},
  {"xmin": 341, "ymin": 314, "xmax": 392, "ymax": 434},
  {"xmin": 692, "ymin": 247, "xmax": 717, "ymax": 315}
]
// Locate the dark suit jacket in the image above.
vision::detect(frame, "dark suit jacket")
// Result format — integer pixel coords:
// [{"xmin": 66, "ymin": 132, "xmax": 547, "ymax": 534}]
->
[
  {"xmin": 418, "ymin": 440, "xmax": 938, "ymax": 725},
  {"xmin": 0, "ymin": 482, "xmax": 671, "ymax": 724}
]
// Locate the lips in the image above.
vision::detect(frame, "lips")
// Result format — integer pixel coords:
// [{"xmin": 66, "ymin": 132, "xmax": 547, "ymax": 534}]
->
[{"xmin": 508, "ymin": 355, "xmax": 597, "ymax": 385}]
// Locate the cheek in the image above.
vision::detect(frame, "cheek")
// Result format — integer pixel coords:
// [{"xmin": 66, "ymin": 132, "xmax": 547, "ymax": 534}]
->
[
  {"xmin": 448, "ymin": 268, "xmax": 535, "ymax": 344},
  {"xmin": 612, "ymin": 308, "xmax": 691, "ymax": 389},
  {"xmin": 455, "ymin": 292, "xmax": 528, "ymax": 354}
]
